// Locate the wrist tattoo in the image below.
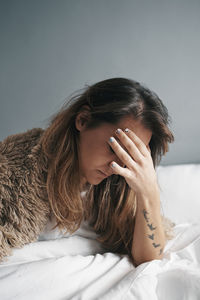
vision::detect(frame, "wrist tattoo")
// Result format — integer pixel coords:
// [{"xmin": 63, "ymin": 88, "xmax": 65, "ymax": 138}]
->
[
  {"xmin": 142, "ymin": 209, "xmax": 163, "ymax": 255},
  {"xmin": 147, "ymin": 223, "xmax": 157, "ymax": 231},
  {"xmin": 143, "ymin": 209, "xmax": 150, "ymax": 223},
  {"xmin": 148, "ymin": 233, "xmax": 155, "ymax": 240},
  {"xmin": 152, "ymin": 242, "xmax": 161, "ymax": 248}
]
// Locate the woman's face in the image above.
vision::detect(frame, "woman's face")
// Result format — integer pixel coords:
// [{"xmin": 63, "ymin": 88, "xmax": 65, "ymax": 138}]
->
[{"xmin": 76, "ymin": 114, "xmax": 152, "ymax": 186}]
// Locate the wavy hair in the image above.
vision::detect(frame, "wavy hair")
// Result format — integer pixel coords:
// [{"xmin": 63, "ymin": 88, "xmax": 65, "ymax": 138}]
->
[{"xmin": 41, "ymin": 78, "xmax": 174, "ymax": 258}]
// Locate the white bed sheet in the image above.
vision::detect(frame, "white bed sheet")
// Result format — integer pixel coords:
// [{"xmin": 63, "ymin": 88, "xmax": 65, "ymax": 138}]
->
[{"xmin": 0, "ymin": 220, "xmax": 200, "ymax": 300}]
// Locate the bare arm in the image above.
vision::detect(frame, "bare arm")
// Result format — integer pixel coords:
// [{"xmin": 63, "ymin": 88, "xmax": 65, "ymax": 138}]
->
[
  {"xmin": 131, "ymin": 190, "xmax": 166, "ymax": 266},
  {"xmin": 108, "ymin": 127, "xmax": 165, "ymax": 266}
]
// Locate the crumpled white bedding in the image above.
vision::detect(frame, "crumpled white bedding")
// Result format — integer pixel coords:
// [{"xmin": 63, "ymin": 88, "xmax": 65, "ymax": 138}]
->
[{"xmin": 0, "ymin": 220, "xmax": 200, "ymax": 300}]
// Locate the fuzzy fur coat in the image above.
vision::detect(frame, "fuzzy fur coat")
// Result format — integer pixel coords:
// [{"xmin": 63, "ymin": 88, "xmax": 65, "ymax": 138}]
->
[{"xmin": 0, "ymin": 128, "xmax": 51, "ymax": 261}]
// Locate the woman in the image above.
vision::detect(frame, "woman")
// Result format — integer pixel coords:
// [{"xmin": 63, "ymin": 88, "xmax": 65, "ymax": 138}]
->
[{"xmin": 0, "ymin": 77, "xmax": 174, "ymax": 266}]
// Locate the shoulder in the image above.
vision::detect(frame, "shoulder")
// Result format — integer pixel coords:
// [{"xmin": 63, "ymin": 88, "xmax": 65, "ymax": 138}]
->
[
  {"xmin": 0, "ymin": 128, "xmax": 44, "ymax": 155},
  {"xmin": 0, "ymin": 128, "xmax": 44, "ymax": 145},
  {"xmin": 0, "ymin": 128, "xmax": 46, "ymax": 174}
]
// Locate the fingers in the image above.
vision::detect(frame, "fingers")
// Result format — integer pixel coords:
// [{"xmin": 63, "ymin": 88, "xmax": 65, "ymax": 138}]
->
[
  {"xmin": 108, "ymin": 136, "xmax": 137, "ymax": 169},
  {"xmin": 146, "ymin": 144, "xmax": 151, "ymax": 154},
  {"xmin": 121, "ymin": 128, "xmax": 150, "ymax": 157},
  {"xmin": 107, "ymin": 127, "xmax": 152, "ymax": 178},
  {"xmin": 110, "ymin": 160, "xmax": 132, "ymax": 178},
  {"xmin": 108, "ymin": 128, "xmax": 149, "ymax": 166}
]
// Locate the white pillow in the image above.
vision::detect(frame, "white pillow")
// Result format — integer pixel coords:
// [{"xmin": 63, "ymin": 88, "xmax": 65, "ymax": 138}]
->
[{"xmin": 156, "ymin": 164, "xmax": 200, "ymax": 224}]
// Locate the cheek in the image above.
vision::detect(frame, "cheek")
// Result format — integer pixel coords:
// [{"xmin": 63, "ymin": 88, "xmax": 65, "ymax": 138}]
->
[
  {"xmin": 81, "ymin": 138, "xmax": 102, "ymax": 162},
  {"xmin": 87, "ymin": 145, "xmax": 110, "ymax": 167},
  {"xmin": 79, "ymin": 132, "xmax": 111, "ymax": 166}
]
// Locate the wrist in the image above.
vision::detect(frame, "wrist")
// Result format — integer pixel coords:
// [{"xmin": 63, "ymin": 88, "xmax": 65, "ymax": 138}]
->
[{"xmin": 136, "ymin": 186, "xmax": 161, "ymax": 209}]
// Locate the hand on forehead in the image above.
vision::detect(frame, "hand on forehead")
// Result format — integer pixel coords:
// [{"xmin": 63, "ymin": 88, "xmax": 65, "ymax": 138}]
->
[{"xmin": 113, "ymin": 117, "xmax": 152, "ymax": 148}]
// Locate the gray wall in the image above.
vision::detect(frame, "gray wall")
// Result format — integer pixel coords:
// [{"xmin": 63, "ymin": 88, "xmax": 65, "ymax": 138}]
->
[{"xmin": 1, "ymin": 0, "xmax": 200, "ymax": 165}]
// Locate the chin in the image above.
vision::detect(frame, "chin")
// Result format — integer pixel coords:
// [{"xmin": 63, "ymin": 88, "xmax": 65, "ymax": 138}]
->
[
  {"xmin": 86, "ymin": 174, "xmax": 106, "ymax": 185},
  {"xmin": 84, "ymin": 169, "xmax": 109, "ymax": 185},
  {"xmin": 87, "ymin": 178, "xmax": 104, "ymax": 185}
]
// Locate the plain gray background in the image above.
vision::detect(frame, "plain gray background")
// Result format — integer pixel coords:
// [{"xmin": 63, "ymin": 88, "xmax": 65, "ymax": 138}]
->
[{"xmin": 0, "ymin": 0, "xmax": 199, "ymax": 165}]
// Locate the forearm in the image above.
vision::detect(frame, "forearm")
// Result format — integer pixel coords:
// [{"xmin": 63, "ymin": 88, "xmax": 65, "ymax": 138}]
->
[
  {"xmin": 131, "ymin": 191, "xmax": 166, "ymax": 266},
  {"xmin": 107, "ymin": 126, "xmax": 166, "ymax": 265}
]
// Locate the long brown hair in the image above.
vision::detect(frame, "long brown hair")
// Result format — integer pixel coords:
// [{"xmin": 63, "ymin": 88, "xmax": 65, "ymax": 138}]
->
[{"xmin": 41, "ymin": 78, "xmax": 174, "ymax": 257}]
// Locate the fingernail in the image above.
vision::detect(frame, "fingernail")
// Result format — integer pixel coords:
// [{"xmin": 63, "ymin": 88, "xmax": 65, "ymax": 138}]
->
[
  {"xmin": 109, "ymin": 137, "xmax": 115, "ymax": 143},
  {"xmin": 111, "ymin": 162, "xmax": 116, "ymax": 168},
  {"xmin": 124, "ymin": 128, "xmax": 129, "ymax": 132},
  {"xmin": 116, "ymin": 128, "xmax": 121, "ymax": 134}
]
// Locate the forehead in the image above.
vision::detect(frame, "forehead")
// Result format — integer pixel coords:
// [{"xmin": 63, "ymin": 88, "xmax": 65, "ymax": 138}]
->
[{"xmin": 105, "ymin": 116, "xmax": 152, "ymax": 146}]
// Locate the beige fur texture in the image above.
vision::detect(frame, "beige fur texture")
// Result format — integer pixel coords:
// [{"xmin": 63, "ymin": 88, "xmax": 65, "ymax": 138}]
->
[{"xmin": 0, "ymin": 128, "xmax": 50, "ymax": 261}]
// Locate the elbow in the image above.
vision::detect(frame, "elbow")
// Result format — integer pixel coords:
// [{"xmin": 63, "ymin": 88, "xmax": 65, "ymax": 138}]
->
[
  {"xmin": 132, "ymin": 253, "xmax": 164, "ymax": 267},
  {"xmin": 132, "ymin": 257, "xmax": 152, "ymax": 267}
]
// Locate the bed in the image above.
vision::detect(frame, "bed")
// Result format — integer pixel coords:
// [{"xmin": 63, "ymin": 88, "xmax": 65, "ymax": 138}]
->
[{"xmin": 0, "ymin": 163, "xmax": 199, "ymax": 299}]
